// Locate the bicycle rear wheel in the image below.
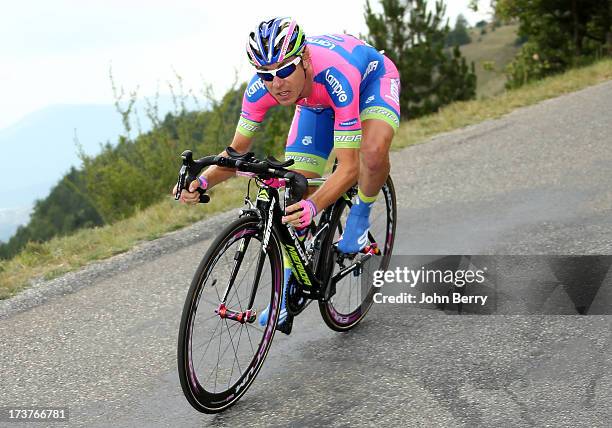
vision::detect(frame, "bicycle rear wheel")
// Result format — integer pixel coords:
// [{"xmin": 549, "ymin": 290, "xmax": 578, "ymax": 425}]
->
[
  {"xmin": 177, "ymin": 215, "xmax": 283, "ymax": 413},
  {"xmin": 318, "ymin": 176, "xmax": 397, "ymax": 331}
]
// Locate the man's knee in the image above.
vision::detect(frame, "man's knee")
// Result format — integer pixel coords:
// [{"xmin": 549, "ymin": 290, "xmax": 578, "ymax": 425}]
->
[
  {"xmin": 360, "ymin": 119, "xmax": 394, "ymax": 172},
  {"xmin": 360, "ymin": 142, "xmax": 390, "ymax": 172}
]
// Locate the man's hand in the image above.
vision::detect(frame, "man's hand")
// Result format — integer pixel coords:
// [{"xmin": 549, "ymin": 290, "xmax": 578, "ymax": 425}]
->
[
  {"xmin": 172, "ymin": 179, "xmax": 203, "ymax": 205},
  {"xmin": 283, "ymin": 199, "xmax": 317, "ymax": 229}
]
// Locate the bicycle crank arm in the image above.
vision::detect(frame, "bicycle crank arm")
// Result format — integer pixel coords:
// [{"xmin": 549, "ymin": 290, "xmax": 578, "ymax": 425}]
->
[
  {"xmin": 330, "ymin": 245, "xmax": 381, "ymax": 284},
  {"xmin": 215, "ymin": 303, "xmax": 257, "ymax": 324}
]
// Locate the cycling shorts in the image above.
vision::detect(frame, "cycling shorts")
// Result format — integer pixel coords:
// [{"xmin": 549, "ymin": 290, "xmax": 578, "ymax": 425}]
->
[{"xmin": 285, "ymin": 74, "xmax": 400, "ymax": 176}]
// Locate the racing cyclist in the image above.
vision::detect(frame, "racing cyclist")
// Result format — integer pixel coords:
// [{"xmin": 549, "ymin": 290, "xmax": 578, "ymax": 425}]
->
[{"xmin": 176, "ymin": 17, "xmax": 401, "ymax": 331}]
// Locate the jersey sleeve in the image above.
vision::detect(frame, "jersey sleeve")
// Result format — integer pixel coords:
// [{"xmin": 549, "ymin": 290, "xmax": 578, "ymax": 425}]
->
[
  {"xmin": 315, "ymin": 65, "xmax": 362, "ymax": 149},
  {"xmin": 236, "ymin": 75, "xmax": 279, "ymax": 138}
]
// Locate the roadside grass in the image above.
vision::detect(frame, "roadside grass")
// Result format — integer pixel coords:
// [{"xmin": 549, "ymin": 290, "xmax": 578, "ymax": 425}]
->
[
  {"xmin": 1, "ymin": 58, "xmax": 611, "ymax": 300},
  {"xmin": 0, "ymin": 179, "xmax": 244, "ymax": 299}
]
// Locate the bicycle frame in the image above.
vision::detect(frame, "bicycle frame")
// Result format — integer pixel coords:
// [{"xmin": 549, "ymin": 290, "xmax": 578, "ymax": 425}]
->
[
  {"xmin": 214, "ymin": 175, "xmax": 382, "ymax": 323},
  {"xmin": 253, "ymin": 184, "xmax": 325, "ymax": 298}
]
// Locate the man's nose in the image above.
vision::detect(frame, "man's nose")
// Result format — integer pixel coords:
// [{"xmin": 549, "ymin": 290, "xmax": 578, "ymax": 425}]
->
[{"xmin": 272, "ymin": 76, "xmax": 284, "ymax": 88}]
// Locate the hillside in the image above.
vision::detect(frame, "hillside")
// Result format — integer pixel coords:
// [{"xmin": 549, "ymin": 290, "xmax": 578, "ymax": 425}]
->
[
  {"xmin": 460, "ymin": 24, "xmax": 520, "ymax": 98},
  {"xmin": 0, "ymin": 96, "xmax": 203, "ymax": 242}
]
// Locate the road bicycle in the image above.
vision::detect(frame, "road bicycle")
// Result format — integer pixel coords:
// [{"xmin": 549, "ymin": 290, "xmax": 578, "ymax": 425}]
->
[{"xmin": 175, "ymin": 147, "xmax": 396, "ymax": 413}]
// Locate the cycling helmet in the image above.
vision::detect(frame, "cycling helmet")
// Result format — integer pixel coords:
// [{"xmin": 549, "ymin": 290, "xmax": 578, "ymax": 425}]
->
[{"xmin": 246, "ymin": 17, "xmax": 306, "ymax": 67}]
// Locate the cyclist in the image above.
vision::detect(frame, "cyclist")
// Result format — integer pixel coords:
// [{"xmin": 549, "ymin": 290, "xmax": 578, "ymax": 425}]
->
[{"xmin": 176, "ymin": 17, "xmax": 400, "ymax": 329}]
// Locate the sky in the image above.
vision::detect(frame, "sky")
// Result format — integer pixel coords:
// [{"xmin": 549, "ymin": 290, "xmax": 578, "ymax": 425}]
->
[{"xmin": 0, "ymin": 0, "xmax": 491, "ymax": 130}]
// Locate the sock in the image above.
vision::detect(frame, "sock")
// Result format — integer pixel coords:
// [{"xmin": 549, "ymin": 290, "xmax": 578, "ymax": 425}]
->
[
  {"xmin": 354, "ymin": 187, "xmax": 377, "ymax": 216},
  {"xmin": 295, "ymin": 227, "xmax": 309, "ymax": 241}
]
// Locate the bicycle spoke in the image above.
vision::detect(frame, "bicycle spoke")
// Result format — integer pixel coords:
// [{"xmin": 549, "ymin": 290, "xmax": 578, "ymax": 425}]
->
[
  {"xmin": 213, "ymin": 316, "xmax": 223, "ymax": 393},
  {"xmin": 244, "ymin": 317, "xmax": 256, "ymax": 355},
  {"xmin": 194, "ymin": 320, "xmax": 240, "ymax": 354},
  {"xmin": 228, "ymin": 324, "xmax": 246, "ymax": 388},
  {"xmin": 223, "ymin": 318, "xmax": 244, "ymax": 381},
  {"xmin": 195, "ymin": 318, "xmax": 222, "ymax": 368}
]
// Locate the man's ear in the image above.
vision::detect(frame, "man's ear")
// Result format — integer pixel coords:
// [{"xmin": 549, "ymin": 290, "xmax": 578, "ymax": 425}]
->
[{"xmin": 302, "ymin": 48, "xmax": 310, "ymax": 69}]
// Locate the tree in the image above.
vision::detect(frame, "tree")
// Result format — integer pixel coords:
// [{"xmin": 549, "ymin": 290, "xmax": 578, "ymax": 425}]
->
[
  {"xmin": 497, "ymin": 0, "xmax": 612, "ymax": 87},
  {"xmin": 364, "ymin": 0, "xmax": 477, "ymax": 118},
  {"xmin": 447, "ymin": 14, "xmax": 472, "ymax": 46}
]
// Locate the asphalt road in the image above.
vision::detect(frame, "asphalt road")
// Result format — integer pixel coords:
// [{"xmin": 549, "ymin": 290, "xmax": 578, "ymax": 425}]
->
[{"xmin": 1, "ymin": 81, "xmax": 612, "ymax": 427}]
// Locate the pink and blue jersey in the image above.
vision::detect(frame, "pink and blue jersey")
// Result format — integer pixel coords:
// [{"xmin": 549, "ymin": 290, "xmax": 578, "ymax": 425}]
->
[{"xmin": 237, "ymin": 33, "xmax": 401, "ymax": 175}]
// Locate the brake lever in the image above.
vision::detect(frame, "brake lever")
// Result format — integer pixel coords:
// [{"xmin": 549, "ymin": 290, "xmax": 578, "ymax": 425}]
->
[
  {"xmin": 176, "ymin": 150, "xmax": 210, "ymax": 203},
  {"xmin": 174, "ymin": 165, "xmax": 187, "ymax": 201}
]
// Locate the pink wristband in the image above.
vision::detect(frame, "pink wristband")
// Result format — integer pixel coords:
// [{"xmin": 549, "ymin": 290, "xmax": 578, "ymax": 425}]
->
[{"xmin": 198, "ymin": 176, "xmax": 208, "ymax": 189}]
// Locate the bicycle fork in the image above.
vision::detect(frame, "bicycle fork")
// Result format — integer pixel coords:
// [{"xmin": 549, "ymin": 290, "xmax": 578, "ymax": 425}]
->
[
  {"xmin": 215, "ymin": 199, "xmax": 276, "ymax": 324},
  {"xmin": 214, "ymin": 234, "xmax": 259, "ymax": 324}
]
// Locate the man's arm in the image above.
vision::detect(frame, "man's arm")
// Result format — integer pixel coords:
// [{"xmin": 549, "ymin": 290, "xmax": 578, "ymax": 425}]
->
[
  {"xmin": 282, "ymin": 147, "xmax": 359, "ymax": 227},
  {"xmin": 199, "ymin": 131, "xmax": 254, "ymax": 188},
  {"xmin": 175, "ymin": 131, "xmax": 253, "ymax": 204},
  {"xmin": 308, "ymin": 148, "xmax": 359, "ymax": 212}
]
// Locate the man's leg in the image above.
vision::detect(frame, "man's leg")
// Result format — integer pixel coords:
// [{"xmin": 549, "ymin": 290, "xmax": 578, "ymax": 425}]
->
[
  {"xmin": 338, "ymin": 119, "xmax": 395, "ymax": 253},
  {"xmin": 358, "ymin": 119, "xmax": 394, "ymax": 197}
]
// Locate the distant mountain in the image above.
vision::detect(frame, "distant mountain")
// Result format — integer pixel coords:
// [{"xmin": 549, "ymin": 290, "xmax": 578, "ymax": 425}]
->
[{"xmin": 0, "ymin": 96, "xmax": 204, "ymax": 241}]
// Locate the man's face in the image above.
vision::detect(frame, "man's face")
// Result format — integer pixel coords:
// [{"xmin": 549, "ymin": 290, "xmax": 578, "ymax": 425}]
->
[{"xmin": 258, "ymin": 56, "xmax": 306, "ymax": 106}]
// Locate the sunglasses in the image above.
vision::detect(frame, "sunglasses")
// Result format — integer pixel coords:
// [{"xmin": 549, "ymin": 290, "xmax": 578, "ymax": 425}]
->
[{"xmin": 256, "ymin": 56, "xmax": 302, "ymax": 82}]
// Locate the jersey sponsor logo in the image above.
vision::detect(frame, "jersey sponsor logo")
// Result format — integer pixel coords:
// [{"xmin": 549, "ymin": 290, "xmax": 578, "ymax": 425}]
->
[
  {"xmin": 307, "ymin": 37, "xmax": 336, "ymax": 50},
  {"xmin": 314, "ymin": 67, "xmax": 353, "ymax": 107},
  {"xmin": 245, "ymin": 77, "xmax": 267, "ymax": 102},
  {"xmin": 365, "ymin": 95, "xmax": 375, "ymax": 104},
  {"xmin": 238, "ymin": 118, "xmax": 260, "ymax": 133},
  {"xmin": 339, "ymin": 118, "xmax": 358, "ymax": 127},
  {"xmin": 363, "ymin": 60, "xmax": 379, "ymax": 80},
  {"xmin": 385, "ymin": 78, "xmax": 400, "ymax": 105},
  {"xmin": 286, "ymin": 154, "xmax": 319, "ymax": 166},
  {"xmin": 301, "ymin": 135, "xmax": 313, "ymax": 145},
  {"xmin": 324, "ymin": 34, "xmax": 345, "ymax": 42},
  {"xmin": 325, "ymin": 70, "xmax": 348, "ymax": 103},
  {"xmin": 334, "ymin": 133, "xmax": 362, "ymax": 143},
  {"xmin": 364, "ymin": 106, "xmax": 400, "ymax": 126},
  {"xmin": 303, "ymin": 105, "xmax": 326, "ymax": 111}
]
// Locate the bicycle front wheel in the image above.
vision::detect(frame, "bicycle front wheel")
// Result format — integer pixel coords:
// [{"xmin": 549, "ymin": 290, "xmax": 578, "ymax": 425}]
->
[
  {"xmin": 318, "ymin": 175, "xmax": 397, "ymax": 331},
  {"xmin": 177, "ymin": 215, "xmax": 284, "ymax": 413}
]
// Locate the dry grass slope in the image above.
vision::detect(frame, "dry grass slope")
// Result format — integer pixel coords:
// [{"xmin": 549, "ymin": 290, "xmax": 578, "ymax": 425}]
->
[{"xmin": 460, "ymin": 24, "xmax": 520, "ymax": 98}]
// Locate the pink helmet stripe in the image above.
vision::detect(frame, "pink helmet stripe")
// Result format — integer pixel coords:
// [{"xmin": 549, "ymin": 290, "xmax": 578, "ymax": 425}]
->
[
  {"xmin": 277, "ymin": 19, "xmax": 297, "ymax": 63},
  {"xmin": 246, "ymin": 41, "xmax": 262, "ymax": 67}
]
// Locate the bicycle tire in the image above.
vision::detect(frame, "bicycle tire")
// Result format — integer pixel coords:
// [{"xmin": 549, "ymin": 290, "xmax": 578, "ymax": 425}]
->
[
  {"xmin": 177, "ymin": 215, "xmax": 284, "ymax": 413},
  {"xmin": 318, "ymin": 175, "xmax": 397, "ymax": 331}
]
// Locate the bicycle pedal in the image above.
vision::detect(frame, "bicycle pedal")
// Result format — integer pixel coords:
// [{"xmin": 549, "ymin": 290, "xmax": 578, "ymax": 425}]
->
[
  {"xmin": 360, "ymin": 243, "xmax": 380, "ymax": 256},
  {"xmin": 276, "ymin": 315, "xmax": 293, "ymax": 335}
]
